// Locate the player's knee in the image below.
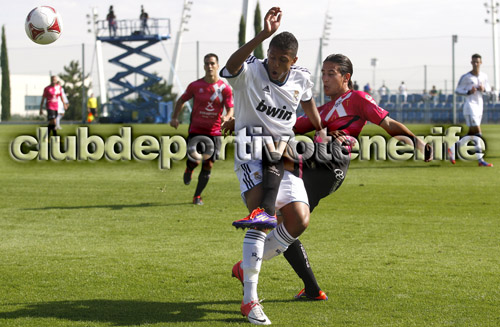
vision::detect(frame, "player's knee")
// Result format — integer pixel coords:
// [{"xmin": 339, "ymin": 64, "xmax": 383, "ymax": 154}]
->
[
  {"xmin": 202, "ymin": 160, "xmax": 213, "ymax": 170},
  {"xmin": 295, "ymin": 214, "xmax": 309, "ymax": 234}
]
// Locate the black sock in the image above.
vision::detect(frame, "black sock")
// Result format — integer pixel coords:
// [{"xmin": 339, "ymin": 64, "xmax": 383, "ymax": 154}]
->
[
  {"xmin": 48, "ymin": 124, "xmax": 57, "ymax": 137},
  {"xmin": 194, "ymin": 169, "xmax": 210, "ymax": 197},
  {"xmin": 283, "ymin": 239, "xmax": 321, "ymax": 297},
  {"xmin": 260, "ymin": 150, "xmax": 284, "ymax": 216},
  {"xmin": 186, "ymin": 160, "xmax": 197, "ymax": 172}
]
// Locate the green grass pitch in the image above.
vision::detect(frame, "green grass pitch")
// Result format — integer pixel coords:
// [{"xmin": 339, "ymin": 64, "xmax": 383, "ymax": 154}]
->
[{"xmin": 0, "ymin": 123, "xmax": 499, "ymax": 327}]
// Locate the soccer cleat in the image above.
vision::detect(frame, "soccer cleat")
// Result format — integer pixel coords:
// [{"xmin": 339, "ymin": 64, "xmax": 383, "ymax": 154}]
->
[
  {"xmin": 193, "ymin": 196, "xmax": 204, "ymax": 205},
  {"xmin": 478, "ymin": 160, "xmax": 493, "ymax": 167},
  {"xmin": 240, "ymin": 300, "xmax": 271, "ymax": 325},
  {"xmin": 183, "ymin": 169, "xmax": 193, "ymax": 185},
  {"xmin": 447, "ymin": 146, "xmax": 456, "ymax": 164},
  {"xmin": 294, "ymin": 288, "xmax": 328, "ymax": 301},
  {"xmin": 232, "ymin": 260, "xmax": 244, "ymax": 286},
  {"xmin": 232, "ymin": 208, "xmax": 277, "ymax": 230}
]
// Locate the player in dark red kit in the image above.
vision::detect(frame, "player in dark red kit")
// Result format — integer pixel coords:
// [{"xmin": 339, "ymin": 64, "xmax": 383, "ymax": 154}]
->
[
  {"xmin": 40, "ymin": 75, "xmax": 64, "ymax": 137},
  {"xmin": 285, "ymin": 53, "xmax": 433, "ymax": 300},
  {"xmin": 170, "ymin": 53, "xmax": 234, "ymax": 205}
]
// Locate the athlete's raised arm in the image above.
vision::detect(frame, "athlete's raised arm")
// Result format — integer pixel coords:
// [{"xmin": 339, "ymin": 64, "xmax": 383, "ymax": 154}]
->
[{"xmin": 225, "ymin": 7, "xmax": 282, "ymax": 75}]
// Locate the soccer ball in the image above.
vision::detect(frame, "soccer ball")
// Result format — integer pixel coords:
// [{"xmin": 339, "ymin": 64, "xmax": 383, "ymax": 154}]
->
[{"xmin": 25, "ymin": 6, "xmax": 63, "ymax": 45}]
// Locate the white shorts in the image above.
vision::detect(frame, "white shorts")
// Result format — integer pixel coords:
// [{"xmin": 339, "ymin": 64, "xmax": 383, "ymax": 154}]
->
[
  {"xmin": 235, "ymin": 160, "xmax": 309, "ymax": 209},
  {"xmin": 464, "ymin": 114, "xmax": 482, "ymax": 127}
]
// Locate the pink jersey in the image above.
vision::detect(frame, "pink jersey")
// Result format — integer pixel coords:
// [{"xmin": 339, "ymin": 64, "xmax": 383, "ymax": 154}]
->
[
  {"xmin": 295, "ymin": 90, "xmax": 389, "ymax": 138},
  {"xmin": 43, "ymin": 84, "xmax": 63, "ymax": 111},
  {"xmin": 181, "ymin": 78, "xmax": 233, "ymax": 136}
]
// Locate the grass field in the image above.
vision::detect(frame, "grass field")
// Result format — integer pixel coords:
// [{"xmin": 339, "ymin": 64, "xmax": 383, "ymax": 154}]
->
[{"xmin": 0, "ymin": 123, "xmax": 499, "ymax": 327}]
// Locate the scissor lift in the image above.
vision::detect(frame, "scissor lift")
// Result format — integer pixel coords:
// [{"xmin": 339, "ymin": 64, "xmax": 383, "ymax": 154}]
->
[{"xmin": 96, "ymin": 18, "xmax": 171, "ymax": 122}]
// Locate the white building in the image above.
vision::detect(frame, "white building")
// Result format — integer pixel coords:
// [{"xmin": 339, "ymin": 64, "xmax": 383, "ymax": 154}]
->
[{"xmin": 0, "ymin": 74, "xmax": 50, "ymax": 119}]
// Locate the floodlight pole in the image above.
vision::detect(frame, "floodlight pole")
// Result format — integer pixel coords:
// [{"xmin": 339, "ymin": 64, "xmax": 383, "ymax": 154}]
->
[
  {"xmin": 88, "ymin": 7, "xmax": 107, "ymax": 115},
  {"xmin": 485, "ymin": 1, "xmax": 500, "ymax": 92},
  {"xmin": 168, "ymin": 0, "xmax": 193, "ymax": 88},
  {"xmin": 242, "ymin": 0, "xmax": 251, "ymax": 42}
]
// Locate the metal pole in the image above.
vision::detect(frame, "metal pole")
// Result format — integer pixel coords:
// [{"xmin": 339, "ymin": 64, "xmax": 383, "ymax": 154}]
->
[
  {"xmin": 424, "ymin": 65, "xmax": 427, "ymax": 93},
  {"xmin": 242, "ymin": 0, "xmax": 251, "ymax": 43},
  {"xmin": 81, "ymin": 43, "xmax": 86, "ymax": 124},
  {"xmin": 452, "ymin": 35, "xmax": 458, "ymax": 124},
  {"xmin": 491, "ymin": 0, "xmax": 499, "ymax": 90},
  {"xmin": 168, "ymin": 0, "xmax": 193, "ymax": 87},
  {"xmin": 319, "ymin": 38, "xmax": 324, "ymax": 104},
  {"xmin": 196, "ymin": 40, "xmax": 200, "ymax": 79}
]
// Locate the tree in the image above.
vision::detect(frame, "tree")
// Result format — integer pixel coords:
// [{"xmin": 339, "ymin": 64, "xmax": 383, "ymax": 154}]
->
[
  {"xmin": 1, "ymin": 25, "xmax": 11, "ymax": 121},
  {"xmin": 238, "ymin": 14, "xmax": 246, "ymax": 47},
  {"xmin": 58, "ymin": 60, "xmax": 90, "ymax": 121},
  {"xmin": 253, "ymin": 1, "xmax": 264, "ymax": 59},
  {"xmin": 131, "ymin": 73, "xmax": 177, "ymax": 105}
]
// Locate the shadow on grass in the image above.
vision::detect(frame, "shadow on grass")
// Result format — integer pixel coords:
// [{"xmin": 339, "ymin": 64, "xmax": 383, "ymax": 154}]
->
[
  {"xmin": 0, "ymin": 299, "xmax": 247, "ymax": 325},
  {"xmin": 22, "ymin": 202, "xmax": 193, "ymax": 211}
]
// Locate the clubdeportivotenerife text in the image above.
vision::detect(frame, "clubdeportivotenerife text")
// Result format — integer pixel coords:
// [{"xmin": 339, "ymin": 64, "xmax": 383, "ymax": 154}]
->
[{"xmin": 9, "ymin": 126, "xmax": 487, "ymax": 169}]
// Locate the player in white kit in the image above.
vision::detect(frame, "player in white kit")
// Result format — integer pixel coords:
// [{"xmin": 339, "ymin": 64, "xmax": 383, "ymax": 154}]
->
[
  {"xmin": 449, "ymin": 54, "xmax": 493, "ymax": 167},
  {"xmin": 221, "ymin": 7, "xmax": 323, "ymax": 325}
]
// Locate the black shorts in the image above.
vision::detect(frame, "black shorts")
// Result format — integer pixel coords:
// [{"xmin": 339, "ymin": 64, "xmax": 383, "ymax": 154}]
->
[
  {"xmin": 186, "ymin": 134, "xmax": 222, "ymax": 162},
  {"xmin": 300, "ymin": 141, "xmax": 350, "ymax": 212},
  {"xmin": 47, "ymin": 110, "xmax": 58, "ymax": 120},
  {"xmin": 90, "ymin": 108, "xmax": 97, "ymax": 116}
]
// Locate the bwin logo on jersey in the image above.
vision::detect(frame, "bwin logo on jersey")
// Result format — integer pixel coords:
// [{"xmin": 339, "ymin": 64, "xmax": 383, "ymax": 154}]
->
[{"xmin": 255, "ymin": 100, "xmax": 293, "ymax": 121}]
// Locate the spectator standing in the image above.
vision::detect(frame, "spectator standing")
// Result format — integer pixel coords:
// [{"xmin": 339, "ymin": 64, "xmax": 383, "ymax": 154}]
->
[
  {"xmin": 363, "ymin": 82, "xmax": 371, "ymax": 94},
  {"xmin": 107, "ymin": 6, "xmax": 117, "ymax": 37},
  {"xmin": 399, "ymin": 81, "xmax": 408, "ymax": 103},
  {"xmin": 140, "ymin": 5, "xmax": 150, "ymax": 34}
]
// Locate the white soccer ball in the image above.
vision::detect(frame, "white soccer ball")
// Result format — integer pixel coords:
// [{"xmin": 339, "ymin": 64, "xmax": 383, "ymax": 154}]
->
[{"xmin": 25, "ymin": 6, "xmax": 63, "ymax": 45}]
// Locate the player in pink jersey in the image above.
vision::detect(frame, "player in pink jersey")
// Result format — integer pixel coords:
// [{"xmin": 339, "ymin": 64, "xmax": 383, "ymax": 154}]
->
[
  {"xmin": 40, "ymin": 75, "xmax": 64, "ymax": 137},
  {"xmin": 170, "ymin": 53, "xmax": 234, "ymax": 205},
  {"xmin": 283, "ymin": 53, "xmax": 433, "ymax": 300}
]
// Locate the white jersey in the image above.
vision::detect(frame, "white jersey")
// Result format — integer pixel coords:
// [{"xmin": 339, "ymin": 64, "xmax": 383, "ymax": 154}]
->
[
  {"xmin": 221, "ymin": 55, "xmax": 313, "ymax": 141},
  {"xmin": 57, "ymin": 87, "xmax": 68, "ymax": 114},
  {"xmin": 455, "ymin": 71, "xmax": 491, "ymax": 116}
]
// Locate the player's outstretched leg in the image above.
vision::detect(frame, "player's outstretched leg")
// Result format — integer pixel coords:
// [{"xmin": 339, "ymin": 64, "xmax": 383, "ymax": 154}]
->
[{"xmin": 284, "ymin": 239, "xmax": 328, "ymax": 301}]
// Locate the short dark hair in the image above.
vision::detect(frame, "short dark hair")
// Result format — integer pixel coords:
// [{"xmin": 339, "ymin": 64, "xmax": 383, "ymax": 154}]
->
[
  {"xmin": 204, "ymin": 53, "xmax": 219, "ymax": 63},
  {"xmin": 269, "ymin": 32, "xmax": 298, "ymax": 57},
  {"xmin": 472, "ymin": 53, "xmax": 482, "ymax": 60},
  {"xmin": 324, "ymin": 54, "xmax": 354, "ymax": 90}
]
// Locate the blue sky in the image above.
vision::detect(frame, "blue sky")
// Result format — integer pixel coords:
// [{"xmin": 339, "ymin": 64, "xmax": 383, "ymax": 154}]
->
[{"xmin": 2, "ymin": 0, "xmax": 497, "ymax": 96}]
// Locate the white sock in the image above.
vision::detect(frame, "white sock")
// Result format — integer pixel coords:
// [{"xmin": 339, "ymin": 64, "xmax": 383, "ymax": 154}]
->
[
  {"xmin": 262, "ymin": 223, "xmax": 297, "ymax": 261},
  {"xmin": 242, "ymin": 229, "xmax": 266, "ymax": 303}
]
